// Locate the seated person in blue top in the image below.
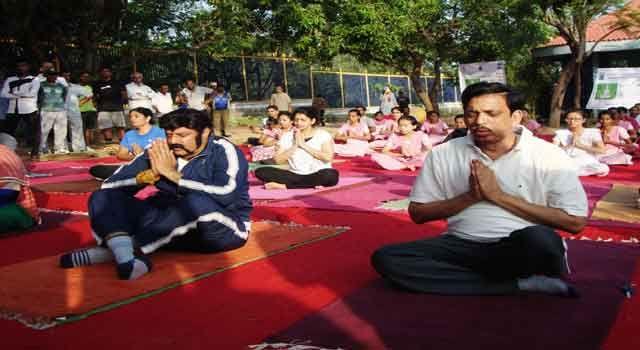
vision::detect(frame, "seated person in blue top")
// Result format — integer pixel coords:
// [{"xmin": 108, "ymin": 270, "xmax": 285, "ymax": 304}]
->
[
  {"xmin": 60, "ymin": 108, "xmax": 252, "ymax": 280},
  {"xmin": 90, "ymin": 107, "xmax": 166, "ymax": 180}
]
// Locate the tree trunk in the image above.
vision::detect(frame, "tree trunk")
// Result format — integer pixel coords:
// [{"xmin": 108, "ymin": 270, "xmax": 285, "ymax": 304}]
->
[
  {"xmin": 573, "ymin": 61, "xmax": 582, "ymax": 109},
  {"xmin": 429, "ymin": 60, "xmax": 442, "ymax": 113},
  {"xmin": 549, "ymin": 58, "xmax": 578, "ymax": 128},
  {"xmin": 409, "ymin": 64, "xmax": 434, "ymax": 112}
]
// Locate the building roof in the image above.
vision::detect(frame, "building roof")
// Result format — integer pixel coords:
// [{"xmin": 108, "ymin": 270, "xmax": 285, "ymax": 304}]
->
[{"xmin": 544, "ymin": 0, "xmax": 640, "ymax": 47}]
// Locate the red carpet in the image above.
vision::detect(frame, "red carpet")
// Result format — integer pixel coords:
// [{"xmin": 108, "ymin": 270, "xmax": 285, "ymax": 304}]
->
[
  {"xmin": 267, "ymin": 241, "xmax": 640, "ymax": 350},
  {"xmin": 0, "ymin": 221, "xmax": 346, "ymax": 329}
]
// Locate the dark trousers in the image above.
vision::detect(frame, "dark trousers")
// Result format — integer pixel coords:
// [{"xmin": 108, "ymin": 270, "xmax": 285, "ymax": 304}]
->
[
  {"xmin": 371, "ymin": 225, "xmax": 567, "ymax": 295},
  {"xmin": 254, "ymin": 167, "xmax": 339, "ymax": 189},
  {"xmin": 89, "ymin": 188, "xmax": 246, "ymax": 254},
  {"xmin": 89, "ymin": 164, "xmax": 120, "ymax": 180},
  {"xmin": 5, "ymin": 112, "xmax": 40, "ymax": 156}
]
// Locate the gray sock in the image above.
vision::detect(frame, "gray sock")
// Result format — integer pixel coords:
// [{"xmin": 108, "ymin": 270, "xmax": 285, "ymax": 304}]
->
[
  {"xmin": 518, "ymin": 275, "xmax": 578, "ymax": 297},
  {"xmin": 106, "ymin": 235, "xmax": 135, "ymax": 264},
  {"xmin": 59, "ymin": 247, "xmax": 114, "ymax": 268}
]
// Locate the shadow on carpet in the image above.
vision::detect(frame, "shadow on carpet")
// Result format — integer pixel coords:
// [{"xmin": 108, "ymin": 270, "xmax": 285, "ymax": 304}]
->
[{"xmin": 266, "ymin": 240, "xmax": 640, "ymax": 350}]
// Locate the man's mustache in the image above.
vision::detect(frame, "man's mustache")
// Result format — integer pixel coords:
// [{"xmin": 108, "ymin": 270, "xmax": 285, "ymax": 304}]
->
[{"xmin": 169, "ymin": 143, "xmax": 187, "ymax": 151}]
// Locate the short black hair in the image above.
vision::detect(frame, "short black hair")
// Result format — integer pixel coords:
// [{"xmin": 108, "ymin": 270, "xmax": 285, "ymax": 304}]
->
[
  {"xmin": 160, "ymin": 108, "xmax": 212, "ymax": 134},
  {"xmin": 293, "ymin": 107, "xmax": 319, "ymax": 124},
  {"xmin": 355, "ymin": 105, "xmax": 366, "ymax": 110},
  {"xmin": 454, "ymin": 114, "xmax": 464, "ymax": 120},
  {"xmin": 565, "ymin": 109, "xmax": 585, "ymax": 119},
  {"xmin": 427, "ymin": 110, "xmax": 440, "ymax": 118},
  {"xmin": 391, "ymin": 106, "xmax": 401, "ymax": 113},
  {"xmin": 617, "ymin": 106, "xmax": 628, "ymax": 113},
  {"xmin": 130, "ymin": 107, "xmax": 155, "ymax": 124},
  {"xmin": 598, "ymin": 110, "xmax": 611, "ymax": 119},
  {"xmin": 278, "ymin": 111, "xmax": 292, "ymax": 119},
  {"xmin": 461, "ymin": 82, "xmax": 525, "ymax": 114},
  {"xmin": 398, "ymin": 115, "xmax": 419, "ymax": 130},
  {"xmin": 266, "ymin": 104, "xmax": 278, "ymax": 111},
  {"xmin": 348, "ymin": 108, "xmax": 361, "ymax": 116}
]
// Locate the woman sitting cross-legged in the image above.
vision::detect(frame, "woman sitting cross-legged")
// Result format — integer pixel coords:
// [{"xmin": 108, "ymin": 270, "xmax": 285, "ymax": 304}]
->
[
  {"xmin": 90, "ymin": 107, "xmax": 166, "ymax": 180},
  {"xmin": 553, "ymin": 109, "xmax": 609, "ymax": 177},
  {"xmin": 371, "ymin": 116, "xmax": 432, "ymax": 171},
  {"xmin": 254, "ymin": 107, "xmax": 339, "ymax": 189},
  {"xmin": 598, "ymin": 110, "xmax": 636, "ymax": 165},
  {"xmin": 333, "ymin": 108, "xmax": 371, "ymax": 157},
  {"xmin": 250, "ymin": 111, "xmax": 294, "ymax": 162}
]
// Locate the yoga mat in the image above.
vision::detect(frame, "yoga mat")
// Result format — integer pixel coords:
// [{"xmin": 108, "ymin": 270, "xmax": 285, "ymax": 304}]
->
[
  {"xmin": 26, "ymin": 157, "xmax": 124, "ymax": 185},
  {"xmin": 261, "ymin": 175, "xmax": 414, "ymax": 212},
  {"xmin": 591, "ymin": 184, "xmax": 640, "ymax": 224},
  {"xmin": 249, "ymin": 176, "xmax": 374, "ymax": 200},
  {"xmin": 376, "ymin": 197, "xmax": 410, "ymax": 211},
  {"xmin": 0, "ymin": 221, "xmax": 348, "ymax": 329},
  {"xmin": 267, "ymin": 240, "xmax": 640, "ymax": 350}
]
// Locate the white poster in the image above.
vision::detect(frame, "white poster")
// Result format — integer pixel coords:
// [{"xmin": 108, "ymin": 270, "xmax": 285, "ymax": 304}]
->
[
  {"xmin": 458, "ymin": 61, "xmax": 507, "ymax": 92},
  {"xmin": 586, "ymin": 68, "xmax": 640, "ymax": 109}
]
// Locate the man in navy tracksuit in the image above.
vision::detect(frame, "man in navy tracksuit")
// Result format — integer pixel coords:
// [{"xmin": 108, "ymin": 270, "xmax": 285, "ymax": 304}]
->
[{"xmin": 59, "ymin": 108, "xmax": 252, "ymax": 280}]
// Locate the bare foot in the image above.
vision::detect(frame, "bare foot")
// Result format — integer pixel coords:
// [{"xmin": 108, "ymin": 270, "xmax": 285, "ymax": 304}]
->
[{"xmin": 265, "ymin": 182, "xmax": 287, "ymax": 190}]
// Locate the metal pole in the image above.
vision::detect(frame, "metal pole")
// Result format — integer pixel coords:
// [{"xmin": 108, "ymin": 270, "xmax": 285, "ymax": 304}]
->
[
  {"xmin": 282, "ymin": 55, "xmax": 289, "ymax": 92},
  {"xmin": 364, "ymin": 69, "xmax": 370, "ymax": 107},
  {"xmin": 339, "ymin": 68, "xmax": 345, "ymax": 108},
  {"xmin": 309, "ymin": 65, "xmax": 314, "ymax": 98},
  {"xmin": 241, "ymin": 56, "xmax": 249, "ymax": 101},
  {"xmin": 407, "ymin": 76, "xmax": 413, "ymax": 104},
  {"xmin": 193, "ymin": 52, "xmax": 198, "ymax": 85}
]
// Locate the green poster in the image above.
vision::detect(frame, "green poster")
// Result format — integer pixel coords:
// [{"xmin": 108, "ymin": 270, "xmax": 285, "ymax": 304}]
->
[{"xmin": 595, "ymin": 83, "xmax": 618, "ymax": 100}]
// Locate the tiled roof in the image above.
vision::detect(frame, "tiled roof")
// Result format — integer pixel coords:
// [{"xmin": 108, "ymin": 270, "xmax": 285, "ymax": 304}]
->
[{"xmin": 544, "ymin": 0, "xmax": 640, "ymax": 47}]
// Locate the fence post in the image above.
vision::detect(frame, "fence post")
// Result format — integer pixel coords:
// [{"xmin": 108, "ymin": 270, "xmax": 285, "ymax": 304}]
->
[
  {"xmin": 339, "ymin": 68, "xmax": 345, "ymax": 108},
  {"xmin": 364, "ymin": 69, "xmax": 370, "ymax": 108},
  {"xmin": 282, "ymin": 55, "xmax": 288, "ymax": 92},
  {"xmin": 309, "ymin": 66, "xmax": 314, "ymax": 99},
  {"xmin": 241, "ymin": 56, "xmax": 249, "ymax": 101},
  {"xmin": 192, "ymin": 52, "xmax": 198, "ymax": 85}
]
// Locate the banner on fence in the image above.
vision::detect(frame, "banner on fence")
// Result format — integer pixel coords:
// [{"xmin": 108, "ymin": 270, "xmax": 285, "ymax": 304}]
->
[
  {"xmin": 586, "ymin": 68, "xmax": 640, "ymax": 110},
  {"xmin": 458, "ymin": 61, "xmax": 507, "ymax": 92}
]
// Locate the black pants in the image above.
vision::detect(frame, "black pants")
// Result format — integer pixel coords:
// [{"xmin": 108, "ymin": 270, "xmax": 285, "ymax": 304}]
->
[
  {"xmin": 371, "ymin": 225, "xmax": 567, "ymax": 295},
  {"xmin": 89, "ymin": 164, "xmax": 120, "ymax": 180},
  {"xmin": 5, "ymin": 112, "xmax": 40, "ymax": 156},
  {"xmin": 254, "ymin": 167, "xmax": 339, "ymax": 189}
]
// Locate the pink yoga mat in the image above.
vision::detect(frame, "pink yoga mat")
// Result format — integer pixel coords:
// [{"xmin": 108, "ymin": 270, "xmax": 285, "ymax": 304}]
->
[
  {"xmin": 260, "ymin": 175, "xmax": 415, "ymax": 211},
  {"xmin": 249, "ymin": 176, "xmax": 374, "ymax": 200},
  {"xmin": 26, "ymin": 157, "xmax": 125, "ymax": 185}
]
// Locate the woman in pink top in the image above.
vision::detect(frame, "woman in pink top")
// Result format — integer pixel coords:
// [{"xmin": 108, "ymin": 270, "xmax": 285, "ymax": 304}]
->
[
  {"xmin": 521, "ymin": 109, "xmax": 541, "ymax": 134},
  {"xmin": 598, "ymin": 111, "xmax": 635, "ymax": 165},
  {"xmin": 371, "ymin": 116, "xmax": 432, "ymax": 171},
  {"xmin": 334, "ymin": 109, "xmax": 371, "ymax": 157},
  {"xmin": 420, "ymin": 110, "xmax": 449, "ymax": 145},
  {"xmin": 251, "ymin": 112, "xmax": 293, "ymax": 162}
]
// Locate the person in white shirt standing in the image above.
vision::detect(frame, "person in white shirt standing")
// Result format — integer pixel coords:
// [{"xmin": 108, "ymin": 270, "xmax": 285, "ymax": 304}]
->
[
  {"xmin": 151, "ymin": 83, "xmax": 174, "ymax": 120},
  {"xmin": 181, "ymin": 78, "xmax": 212, "ymax": 111},
  {"xmin": 372, "ymin": 82, "xmax": 588, "ymax": 298},
  {"xmin": 62, "ymin": 71, "xmax": 87, "ymax": 152},
  {"xmin": 126, "ymin": 72, "xmax": 155, "ymax": 110},
  {"xmin": 1, "ymin": 59, "xmax": 41, "ymax": 158}
]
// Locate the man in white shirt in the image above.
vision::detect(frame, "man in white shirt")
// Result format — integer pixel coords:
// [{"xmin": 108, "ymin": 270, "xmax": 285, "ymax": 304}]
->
[
  {"xmin": 372, "ymin": 82, "xmax": 588, "ymax": 297},
  {"xmin": 36, "ymin": 61, "xmax": 68, "ymax": 86},
  {"xmin": 269, "ymin": 84, "xmax": 292, "ymax": 113},
  {"xmin": 152, "ymin": 83, "xmax": 175, "ymax": 119},
  {"xmin": 0, "ymin": 59, "xmax": 41, "ymax": 158},
  {"xmin": 181, "ymin": 78, "xmax": 212, "ymax": 111},
  {"xmin": 126, "ymin": 72, "xmax": 155, "ymax": 110}
]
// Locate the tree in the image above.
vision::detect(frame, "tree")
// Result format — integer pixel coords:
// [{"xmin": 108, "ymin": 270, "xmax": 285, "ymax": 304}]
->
[
  {"xmin": 245, "ymin": 0, "xmax": 550, "ymax": 112},
  {"xmin": 537, "ymin": 0, "xmax": 640, "ymax": 127}
]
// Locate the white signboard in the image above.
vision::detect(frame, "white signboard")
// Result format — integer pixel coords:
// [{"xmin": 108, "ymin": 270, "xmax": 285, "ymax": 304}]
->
[
  {"xmin": 458, "ymin": 61, "xmax": 507, "ymax": 92},
  {"xmin": 586, "ymin": 68, "xmax": 640, "ymax": 109}
]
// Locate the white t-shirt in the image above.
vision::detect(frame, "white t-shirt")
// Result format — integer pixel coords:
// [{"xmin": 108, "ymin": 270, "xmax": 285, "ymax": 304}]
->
[
  {"xmin": 1, "ymin": 76, "xmax": 40, "ymax": 114},
  {"xmin": 409, "ymin": 126, "xmax": 588, "ymax": 242},
  {"xmin": 553, "ymin": 128, "xmax": 603, "ymax": 158},
  {"xmin": 278, "ymin": 129, "xmax": 333, "ymax": 175},
  {"xmin": 152, "ymin": 92, "xmax": 174, "ymax": 115},
  {"xmin": 182, "ymin": 86, "xmax": 212, "ymax": 111},
  {"xmin": 126, "ymin": 82, "xmax": 155, "ymax": 110}
]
